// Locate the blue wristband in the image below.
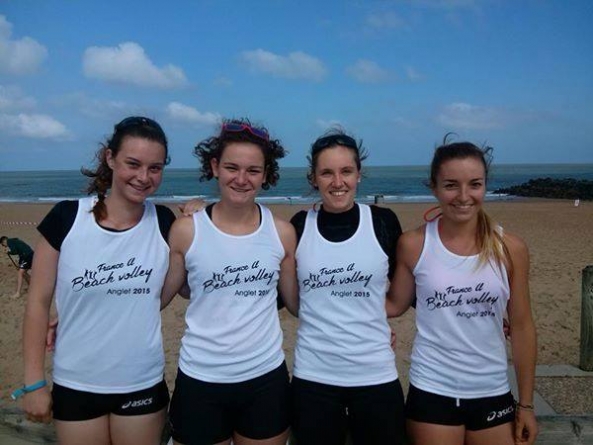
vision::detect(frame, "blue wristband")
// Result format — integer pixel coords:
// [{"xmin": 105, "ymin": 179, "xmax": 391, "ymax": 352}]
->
[{"xmin": 11, "ymin": 380, "xmax": 47, "ymax": 400}]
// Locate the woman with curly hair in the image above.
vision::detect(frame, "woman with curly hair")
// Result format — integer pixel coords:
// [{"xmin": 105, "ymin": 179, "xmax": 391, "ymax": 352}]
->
[
  {"xmin": 161, "ymin": 118, "xmax": 298, "ymax": 445},
  {"xmin": 21, "ymin": 116, "xmax": 175, "ymax": 445}
]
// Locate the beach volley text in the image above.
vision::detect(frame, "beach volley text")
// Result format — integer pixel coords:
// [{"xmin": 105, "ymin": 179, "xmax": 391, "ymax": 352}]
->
[
  {"xmin": 423, "ymin": 282, "xmax": 501, "ymax": 319},
  {"xmin": 301, "ymin": 262, "xmax": 373, "ymax": 297},
  {"xmin": 71, "ymin": 256, "xmax": 154, "ymax": 295},
  {"xmin": 202, "ymin": 260, "xmax": 276, "ymax": 296}
]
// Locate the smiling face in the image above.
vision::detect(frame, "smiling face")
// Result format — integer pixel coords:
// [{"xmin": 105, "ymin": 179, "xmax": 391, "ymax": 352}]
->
[
  {"xmin": 210, "ymin": 142, "xmax": 266, "ymax": 206},
  {"xmin": 313, "ymin": 145, "xmax": 361, "ymax": 213},
  {"xmin": 106, "ymin": 136, "xmax": 166, "ymax": 205},
  {"xmin": 432, "ymin": 156, "xmax": 486, "ymax": 224}
]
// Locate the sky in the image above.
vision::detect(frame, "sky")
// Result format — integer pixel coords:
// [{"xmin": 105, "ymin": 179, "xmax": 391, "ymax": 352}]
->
[{"xmin": 1, "ymin": 0, "xmax": 592, "ymax": 171}]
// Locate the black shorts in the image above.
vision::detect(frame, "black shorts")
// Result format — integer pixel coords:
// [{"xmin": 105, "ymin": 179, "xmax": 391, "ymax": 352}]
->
[
  {"xmin": 169, "ymin": 363, "xmax": 290, "ymax": 444},
  {"xmin": 291, "ymin": 376, "xmax": 406, "ymax": 445},
  {"xmin": 18, "ymin": 254, "xmax": 33, "ymax": 270},
  {"xmin": 405, "ymin": 384, "xmax": 515, "ymax": 431},
  {"xmin": 52, "ymin": 380, "xmax": 169, "ymax": 421}
]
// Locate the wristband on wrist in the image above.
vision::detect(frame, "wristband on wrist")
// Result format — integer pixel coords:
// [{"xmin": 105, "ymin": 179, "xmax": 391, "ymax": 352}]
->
[
  {"xmin": 516, "ymin": 402, "xmax": 535, "ymax": 411},
  {"xmin": 11, "ymin": 380, "xmax": 47, "ymax": 400}
]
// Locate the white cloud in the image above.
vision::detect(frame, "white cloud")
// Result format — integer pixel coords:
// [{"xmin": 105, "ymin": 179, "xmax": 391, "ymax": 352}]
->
[
  {"xmin": 50, "ymin": 92, "xmax": 130, "ymax": 120},
  {"xmin": 437, "ymin": 102, "xmax": 504, "ymax": 130},
  {"xmin": 166, "ymin": 102, "xmax": 220, "ymax": 126},
  {"xmin": 393, "ymin": 116, "xmax": 418, "ymax": 128},
  {"xmin": 408, "ymin": 0, "xmax": 480, "ymax": 9},
  {"xmin": 0, "ymin": 15, "xmax": 48, "ymax": 75},
  {"xmin": 83, "ymin": 42, "xmax": 188, "ymax": 89},
  {"xmin": 0, "ymin": 113, "xmax": 70, "ymax": 139},
  {"xmin": 405, "ymin": 66, "xmax": 423, "ymax": 81},
  {"xmin": 82, "ymin": 99, "xmax": 128, "ymax": 119},
  {"xmin": 316, "ymin": 119, "xmax": 343, "ymax": 130},
  {"xmin": 213, "ymin": 76, "xmax": 233, "ymax": 87},
  {"xmin": 240, "ymin": 49, "xmax": 327, "ymax": 82},
  {"xmin": 366, "ymin": 12, "xmax": 405, "ymax": 29},
  {"xmin": 0, "ymin": 85, "xmax": 37, "ymax": 111},
  {"xmin": 346, "ymin": 59, "xmax": 392, "ymax": 83}
]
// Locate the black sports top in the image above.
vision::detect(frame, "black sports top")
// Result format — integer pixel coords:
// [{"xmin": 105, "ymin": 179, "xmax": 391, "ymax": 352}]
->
[
  {"xmin": 38, "ymin": 200, "xmax": 176, "ymax": 251},
  {"xmin": 290, "ymin": 203, "xmax": 402, "ymax": 279}
]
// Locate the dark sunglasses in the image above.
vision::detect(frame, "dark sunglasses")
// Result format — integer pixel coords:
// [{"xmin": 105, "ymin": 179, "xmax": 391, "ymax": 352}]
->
[
  {"xmin": 312, "ymin": 134, "xmax": 358, "ymax": 153},
  {"xmin": 222, "ymin": 122, "xmax": 269, "ymax": 141},
  {"xmin": 115, "ymin": 116, "xmax": 165, "ymax": 135}
]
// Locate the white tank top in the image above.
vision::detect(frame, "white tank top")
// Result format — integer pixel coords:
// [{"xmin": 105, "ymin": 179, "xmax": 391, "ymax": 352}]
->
[
  {"xmin": 293, "ymin": 204, "xmax": 397, "ymax": 387},
  {"xmin": 180, "ymin": 205, "xmax": 285, "ymax": 383},
  {"xmin": 410, "ymin": 218, "xmax": 511, "ymax": 398},
  {"xmin": 53, "ymin": 197, "xmax": 169, "ymax": 393}
]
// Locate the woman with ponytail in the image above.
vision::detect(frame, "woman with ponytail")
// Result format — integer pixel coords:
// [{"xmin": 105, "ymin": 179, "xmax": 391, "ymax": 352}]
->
[
  {"xmin": 387, "ymin": 137, "xmax": 538, "ymax": 445},
  {"xmin": 21, "ymin": 117, "xmax": 175, "ymax": 445}
]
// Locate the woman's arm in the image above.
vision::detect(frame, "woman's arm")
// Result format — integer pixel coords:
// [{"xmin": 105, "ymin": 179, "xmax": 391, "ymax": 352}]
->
[
  {"xmin": 505, "ymin": 232, "xmax": 538, "ymax": 445},
  {"xmin": 274, "ymin": 216, "xmax": 299, "ymax": 317},
  {"xmin": 22, "ymin": 237, "xmax": 59, "ymax": 423},
  {"xmin": 160, "ymin": 216, "xmax": 194, "ymax": 310},
  {"xmin": 385, "ymin": 228, "xmax": 422, "ymax": 318}
]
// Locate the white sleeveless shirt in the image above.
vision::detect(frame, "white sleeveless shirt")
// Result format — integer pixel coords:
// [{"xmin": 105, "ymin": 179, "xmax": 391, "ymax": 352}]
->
[
  {"xmin": 180, "ymin": 205, "xmax": 285, "ymax": 383},
  {"xmin": 410, "ymin": 218, "xmax": 511, "ymax": 398},
  {"xmin": 53, "ymin": 197, "xmax": 169, "ymax": 393},
  {"xmin": 293, "ymin": 204, "xmax": 397, "ymax": 387}
]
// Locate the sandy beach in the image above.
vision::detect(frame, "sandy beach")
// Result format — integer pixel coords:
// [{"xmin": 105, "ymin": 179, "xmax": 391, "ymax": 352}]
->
[{"xmin": 1, "ymin": 199, "xmax": 593, "ymax": 421}]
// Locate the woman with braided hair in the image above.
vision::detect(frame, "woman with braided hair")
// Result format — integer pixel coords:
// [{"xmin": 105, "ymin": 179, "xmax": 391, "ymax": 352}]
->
[{"xmin": 21, "ymin": 116, "xmax": 175, "ymax": 445}]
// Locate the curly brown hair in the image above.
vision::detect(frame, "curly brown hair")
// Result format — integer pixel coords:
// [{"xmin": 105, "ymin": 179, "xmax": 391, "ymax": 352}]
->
[{"xmin": 194, "ymin": 118, "xmax": 286, "ymax": 190}]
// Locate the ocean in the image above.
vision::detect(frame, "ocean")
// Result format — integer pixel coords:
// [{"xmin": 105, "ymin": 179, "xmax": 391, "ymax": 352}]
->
[{"xmin": 1, "ymin": 164, "xmax": 592, "ymax": 204}]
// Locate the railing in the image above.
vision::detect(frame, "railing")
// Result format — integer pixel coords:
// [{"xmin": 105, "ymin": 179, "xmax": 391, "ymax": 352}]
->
[{"xmin": 581, "ymin": 265, "xmax": 593, "ymax": 371}]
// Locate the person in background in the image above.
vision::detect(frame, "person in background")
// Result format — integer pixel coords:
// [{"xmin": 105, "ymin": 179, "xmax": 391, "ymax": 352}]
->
[
  {"xmin": 20, "ymin": 116, "xmax": 174, "ymax": 445},
  {"xmin": 387, "ymin": 137, "xmax": 538, "ymax": 445},
  {"xmin": 161, "ymin": 118, "xmax": 298, "ymax": 445},
  {"xmin": 290, "ymin": 129, "xmax": 406, "ymax": 445},
  {"xmin": 1, "ymin": 235, "xmax": 34, "ymax": 298}
]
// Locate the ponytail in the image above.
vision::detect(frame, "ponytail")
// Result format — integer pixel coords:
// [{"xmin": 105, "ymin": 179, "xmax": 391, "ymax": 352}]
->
[
  {"xmin": 81, "ymin": 145, "xmax": 112, "ymax": 222},
  {"xmin": 476, "ymin": 208, "xmax": 512, "ymax": 273}
]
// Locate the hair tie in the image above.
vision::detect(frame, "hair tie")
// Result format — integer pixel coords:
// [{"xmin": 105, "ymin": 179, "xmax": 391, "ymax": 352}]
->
[{"xmin": 423, "ymin": 206, "xmax": 442, "ymax": 222}]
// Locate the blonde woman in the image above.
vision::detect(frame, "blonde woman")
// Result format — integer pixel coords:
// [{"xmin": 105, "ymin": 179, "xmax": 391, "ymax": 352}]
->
[{"xmin": 388, "ymin": 139, "xmax": 538, "ymax": 445}]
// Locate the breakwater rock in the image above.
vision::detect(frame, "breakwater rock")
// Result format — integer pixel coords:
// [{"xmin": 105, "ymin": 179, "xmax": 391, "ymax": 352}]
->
[{"xmin": 494, "ymin": 178, "xmax": 593, "ymax": 200}]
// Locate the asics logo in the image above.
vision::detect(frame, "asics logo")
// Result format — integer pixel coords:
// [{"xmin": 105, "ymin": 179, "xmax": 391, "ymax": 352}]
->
[
  {"xmin": 121, "ymin": 397, "xmax": 153, "ymax": 409},
  {"xmin": 486, "ymin": 405, "xmax": 514, "ymax": 422}
]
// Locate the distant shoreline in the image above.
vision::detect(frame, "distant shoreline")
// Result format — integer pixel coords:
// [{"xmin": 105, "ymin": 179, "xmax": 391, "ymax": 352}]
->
[
  {"xmin": 2, "ymin": 161, "xmax": 593, "ymax": 174},
  {"xmin": 2, "ymin": 165, "xmax": 592, "ymax": 204},
  {"xmin": 0, "ymin": 193, "xmax": 519, "ymax": 205}
]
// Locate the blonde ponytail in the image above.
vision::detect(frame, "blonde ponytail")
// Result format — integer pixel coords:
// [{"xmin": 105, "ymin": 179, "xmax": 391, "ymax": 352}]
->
[{"xmin": 476, "ymin": 208, "xmax": 511, "ymax": 273}]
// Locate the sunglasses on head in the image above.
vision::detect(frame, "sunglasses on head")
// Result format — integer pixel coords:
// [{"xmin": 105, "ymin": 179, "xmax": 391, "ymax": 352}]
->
[
  {"xmin": 115, "ymin": 116, "xmax": 165, "ymax": 135},
  {"xmin": 312, "ymin": 134, "xmax": 358, "ymax": 153},
  {"xmin": 222, "ymin": 122, "xmax": 270, "ymax": 141}
]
